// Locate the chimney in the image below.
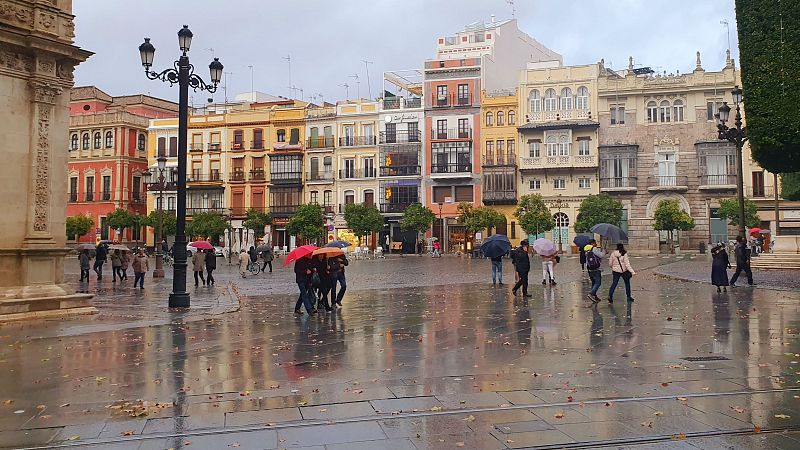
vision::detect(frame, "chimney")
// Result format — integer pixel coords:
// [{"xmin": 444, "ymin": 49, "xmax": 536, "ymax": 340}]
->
[{"xmin": 491, "ymin": 14, "xmax": 496, "ymax": 23}]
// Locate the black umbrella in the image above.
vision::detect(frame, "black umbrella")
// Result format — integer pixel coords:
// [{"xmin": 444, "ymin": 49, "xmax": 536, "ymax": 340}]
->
[
  {"xmin": 480, "ymin": 234, "xmax": 512, "ymax": 258},
  {"xmin": 573, "ymin": 234, "xmax": 593, "ymax": 249},
  {"xmin": 324, "ymin": 240, "xmax": 352, "ymax": 249},
  {"xmin": 590, "ymin": 223, "xmax": 628, "ymax": 242}
]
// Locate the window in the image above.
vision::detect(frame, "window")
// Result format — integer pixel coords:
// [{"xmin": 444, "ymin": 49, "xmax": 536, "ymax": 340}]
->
[
  {"xmin": 168, "ymin": 196, "xmax": 176, "ymax": 211},
  {"xmin": 457, "ymin": 84, "xmax": 469, "ymax": 105},
  {"xmin": 511, "ymin": 221, "xmax": 516, "ymax": 239},
  {"xmin": 436, "ymin": 85, "xmax": 448, "ymax": 105},
  {"xmin": 86, "ymin": 176, "xmax": 94, "ymax": 201},
  {"xmin": 364, "ymin": 190, "xmax": 374, "ymax": 206},
  {"xmin": 454, "ymin": 185, "xmax": 473, "ymax": 202},
  {"xmin": 528, "ymin": 140, "xmax": 541, "ymax": 157},
  {"xmin": 496, "ymin": 111, "xmax": 504, "ymax": 126},
  {"xmin": 82, "ymin": 133, "xmax": 90, "ymax": 150},
  {"xmin": 673, "ymin": 100, "xmax": 684, "ymax": 122},
  {"xmin": 102, "ymin": 176, "xmax": 111, "ymax": 200},
  {"xmin": 137, "ymin": 134, "xmax": 145, "ymax": 151},
  {"xmin": 407, "ymin": 122, "xmax": 419, "ymax": 141},
  {"xmin": 169, "ymin": 137, "xmax": 177, "ymax": 157},
  {"xmin": 576, "ymin": 86, "xmax": 589, "ymax": 110},
  {"xmin": 70, "ymin": 134, "xmax": 78, "ymax": 151},
  {"xmin": 508, "ymin": 110, "xmax": 515, "ymax": 125},
  {"xmin": 343, "ymin": 158, "xmax": 355, "ymax": 178},
  {"xmin": 253, "ymin": 128, "xmax": 263, "ymax": 149},
  {"xmin": 69, "ymin": 177, "xmax": 77, "ymax": 201},
  {"xmin": 507, "ymin": 140, "xmax": 515, "ymax": 157},
  {"xmin": 659, "ymin": 100, "xmax": 671, "ymax": 123},
  {"xmin": 233, "ymin": 130, "xmax": 244, "ymax": 149},
  {"xmin": 496, "ymin": 140, "xmax": 504, "ymax": 155},
  {"xmin": 752, "ymin": 171, "xmax": 765, "ymax": 197},
  {"xmin": 560, "ymin": 87, "xmax": 573, "ymax": 110},
  {"xmin": 610, "ymin": 106, "xmax": 625, "ymax": 125},
  {"xmin": 529, "ymin": 179, "xmax": 541, "ymax": 190},
  {"xmin": 432, "ymin": 141, "xmax": 471, "ymax": 173},
  {"xmin": 362, "ymin": 124, "xmax": 374, "ymax": 140},
  {"xmin": 529, "ymin": 90, "xmax": 541, "ymax": 113},
  {"xmin": 277, "ymin": 129, "xmax": 286, "ymax": 142},
  {"xmin": 553, "ymin": 179, "xmax": 566, "ymax": 190},
  {"xmin": 578, "ymin": 177, "xmax": 591, "ymax": 189},
  {"xmin": 104, "ymin": 131, "xmax": 113, "ymax": 148},
  {"xmin": 436, "ymin": 119, "xmax": 447, "ymax": 139},
  {"xmin": 157, "ymin": 137, "xmax": 166, "ymax": 157},
  {"xmin": 578, "ymin": 139, "xmax": 591, "ymax": 156},
  {"xmin": 485, "ymin": 141, "xmax": 494, "ymax": 158},
  {"xmin": 93, "ymin": 132, "xmax": 101, "ymax": 149},
  {"xmin": 344, "ymin": 190, "xmax": 355, "ymax": 205},
  {"xmin": 432, "ymin": 186, "xmax": 450, "ymax": 203},
  {"xmin": 289, "ymin": 128, "xmax": 300, "ymax": 145},
  {"xmin": 558, "ymin": 135, "xmax": 570, "ymax": 156},
  {"xmin": 485, "ymin": 111, "xmax": 493, "ymax": 126},
  {"xmin": 132, "ymin": 176, "xmax": 141, "ymax": 201},
  {"xmin": 544, "ymin": 89, "xmax": 557, "ymax": 111},
  {"xmin": 457, "ymin": 118, "xmax": 469, "ymax": 138},
  {"xmin": 546, "ymin": 136, "xmax": 558, "ymax": 157},
  {"xmin": 323, "ymin": 190, "xmax": 332, "ymax": 206},
  {"xmin": 707, "ymin": 100, "xmax": 724, "ymax": 120},
  {"xmin": 323, "ymin": 156, "xmax": 332, "ymax": 175},
  {"xmin": 363, "ymin": 157, "xmax": 375, "ymax": 177},
  {"xmin": 647, "ymin": 101, "xmax": 658, "ymax": 123},
  {"xmin": 310, "ymin": 191, "xmax": 318, "ymax": 204},
  {"xmin": 657, "ymin": 152, "xmax": 677, "ymax": 185}
]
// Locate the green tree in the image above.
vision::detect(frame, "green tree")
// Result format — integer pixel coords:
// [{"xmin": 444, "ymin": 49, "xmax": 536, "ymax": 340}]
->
[
  {"xmin": 286, "ymin": 204, "xmax": 324, "ymax": 243},
  {"xmin": 344, "ymin": 203, "xmax": 384, "ymax": 246},
  {"xmin": 185, "ymin": 211, "xmax": 227, "ymax": 241},
  {"xmin": 457, "ymin": 202, "xmax": 505, "ymax": 239},
  {"xmin": 66, "ymin": 214, "xmax": 94, "ymax": 241},
  {"xmin": 106, "ymin": 208, "xmax": 134, "ymax": 241},
  {"xmin": 400, "ymin": 203, "xmax": 436, "ymax": 251},
  {"xmin": 653, "ymin": 199, "xmax": 696, "ymax": 252},
  {"xmin": 716, "ymin": 197, "xmax": 761, "ymax": 228},
  {"xmin": 514, "ymin": 194, "xmax": 554, "ymax": 236},
  {"xmin": 574, "ymin": 194, "xmax": 624, "ymax": 233},
  {"xmin": 144, "ymin": 210, "xmax": 177, "ymax": 239},
  {"xmin": 242, "ymin": 208, "xmax": 272, "ymax": 238},
  {"xmin": 780, "ymin": 173, "xmax": 800, "ymax": 200},
  {"xmin": 735, "ymin": 0, "xmax": 800, "ymax": 172}
]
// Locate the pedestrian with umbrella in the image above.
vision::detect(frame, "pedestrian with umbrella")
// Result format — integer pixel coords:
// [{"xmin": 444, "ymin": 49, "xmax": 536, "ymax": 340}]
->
[
  {"xmin": 510, "ymin": 240, "xmax": 532, "ymax": 297},
  {"xmin": 730, "ymin": 235, "xmax": 756, "ymax": 287},
  {"xmin": 574, "ymin": 235, "xmax": 592, "ymax": 272},
  {"xmin": 533, "ymin": 238, "xmax": 558, "ymax": 285},
  {"xmin": 710, "ymin": 242, "xmax": 731, "ymax": 293},
  {"xmin": 589, "ymin": 223, "xmax": 628, "ymax": 245},
  {"xmin": 93, "ymin": 242, "xmax": 108, "ymax": 280},
  {"xmin": 191, "ymin": 246, "xmax": 206, "ymax": 286},
  {"xmin": 110, "ymin": 249, "xmax": 123, "ymax": 283},
  {"xmin": 481, "ymin": 234, "xmax": 511, "ymax": 286},
  {"xmin": 259, "ymin": 244, "xmax": 274, "ymax": 273},
  {"xmin": 585, "ymin": 240, "xmax": 605, "ymax": 303},
  {"xmin": 608, "ymin": 243, "xmax": 636, "ymax": 303},
  {"xmin": 132, "ymin": 248, "xmax": 149, "ymax": 289},
  {"xmin": 320, "ymin": 246, "xmax": 349, "ymax": 306},
  {"xmin": 285, "ymin": 245, "xmax": 318, "ymax": 315},
  {"xmin": 79, "ymin": 248, "xmax": 91, "ymax": 283},
  {"xmin": 205, "ymin": 248, "xmax": 217, "ymax": 286}
]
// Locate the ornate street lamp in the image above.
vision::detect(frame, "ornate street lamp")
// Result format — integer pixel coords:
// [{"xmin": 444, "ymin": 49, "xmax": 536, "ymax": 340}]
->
[
  {"xmin": 139, "ymin": 26, "xmax": 222, "ymax": 307},
  {"xmin": 551, "ymin": 195, "xmax": 568, "ymax": 253},
  {"xmin": 715, "ymin": 85, "xmax": 747, "ymax": 241}
]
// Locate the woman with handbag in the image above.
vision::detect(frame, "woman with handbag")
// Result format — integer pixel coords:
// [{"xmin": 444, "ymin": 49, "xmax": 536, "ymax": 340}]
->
[{"xmin": 608, "ymin": 243, "xmax": 635, "ymax": 303}]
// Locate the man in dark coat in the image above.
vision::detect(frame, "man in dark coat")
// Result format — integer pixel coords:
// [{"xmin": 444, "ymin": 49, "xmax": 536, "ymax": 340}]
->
[
  {"xmin": 294, "ymin": 254, "xmax": 316, "ymax": 315},
  {"xmin": 510, "ymin": 240, "xmax": 532, "ymax": 297},
  {"xmin": 93, "ymin": 243, "xmax": 107, "ymax": 279},
  {"xmin": 730, "ymin": 235, "xmax": 756, "ymax": 286},
  {"xmin": 205, "ymin": 249, "xmax": 217, "ymax": 286}
]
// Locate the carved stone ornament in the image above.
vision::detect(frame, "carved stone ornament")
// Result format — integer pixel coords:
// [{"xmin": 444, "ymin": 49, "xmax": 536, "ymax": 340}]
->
[
  {"xmin": 0, "ymin": 49, "xmax": 34, "ymax": 73},
  {"xmin": 37, "ymin": 58, "xmax": 54, "ymax": 75},
  {"xmin": 33, "ymin": 105, "xmax": 50, "ymax": 232},
  {"xmin": 31, "ymin": 81, "xmax": 60, "ymax": 104},
  {"xmin": 62, "ymin": 18, "xmax": 75, "ymax": 38},
  {"xmin": 37, "ymin": 10, "xmax": 56, "ymax": 31},
  {"xmin": 55, "ymin": 61, "xmax": 74, "ymax": 82},
  {"xmin": 0, "ymin": 1, "xmax": 34, "ymax": 28}
]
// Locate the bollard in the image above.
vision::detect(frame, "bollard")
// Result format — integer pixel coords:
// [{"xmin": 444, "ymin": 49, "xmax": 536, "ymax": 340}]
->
[{"xmin": 699, "ymin": 241, "xmax": 706, "ymax": 254}]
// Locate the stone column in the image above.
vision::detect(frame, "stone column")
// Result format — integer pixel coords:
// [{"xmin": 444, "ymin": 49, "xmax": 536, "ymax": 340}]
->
[{"xmin": 0, "ymin": 0, "xmax": 95, "ymax": 320}]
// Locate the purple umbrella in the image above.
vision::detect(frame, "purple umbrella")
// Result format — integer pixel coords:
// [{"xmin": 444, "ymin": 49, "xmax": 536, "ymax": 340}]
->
[{"xmin": 532, "ymin": 238, "xmax": 557, "ymax": 256}]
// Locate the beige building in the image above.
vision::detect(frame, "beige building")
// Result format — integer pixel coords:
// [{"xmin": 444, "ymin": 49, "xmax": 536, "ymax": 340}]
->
[
  {"xmin": 304, "ymin": 105, "xmax": 337, "ymax": 223},
  {"xmin": 517, "ymin": 62, "xmax": 601, "ymax": 252}
]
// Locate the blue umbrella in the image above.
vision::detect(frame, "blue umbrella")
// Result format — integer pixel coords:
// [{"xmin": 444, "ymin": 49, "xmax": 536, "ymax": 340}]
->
[
  {"xmin": 573, "ymin": 235, "xmax": 593, "ymax": 248},
  {"xmin": 590, "ymin": 223, "xmax": 628, "ymax": 242},
  {"xmin": 324, "ymin": 240, "xmax": 352, "ymax": 249},
  {"xmin": 480, "ymin": 234, "xmax": 512, "ymax": 258}
]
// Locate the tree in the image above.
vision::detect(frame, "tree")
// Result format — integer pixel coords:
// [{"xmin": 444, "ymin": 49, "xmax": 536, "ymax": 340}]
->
[
  {"xmin": 400, "ymin": 203, "xmax": 436, "ymax": 251},
  {"xmin": 458, "ymin": 202, "xmax": 505, "ymax": 239},
  {"xmin": 242, "ymin": 208, "xmax": 272, "ymax": 238},
  {"xmin": 286, "ymin": 204, "xmax": 324, "ymax": 243},
  {"xmin": 653, "ymin": 199, "xmax": 695, "ymax": 252},
  {"xmin": 780, "ymin": 173, "xmax": 800, "ymax": 200},
  {"xmin": 145, "ymin": 210, "xmax": 177, "ymax": 239},
  {"xmin": 66, "ymin": 214, "xmax": 94, "ymax": 241},
  {"xmin": 735, "ymin": 0, "xmax": 800, "ymax": 172},
  {"xmin": 574, "ymin": 194, "xmax": 624, "ymax": 233},
  {"xmin": 344, "ymin": 203, "xmax": 383, "ymax": 246},
  {"xmin": 185, "ymin": 211, "xmax": 227, "ymax": 241},
  {"xmin": 106, "ymin": 208, "xmax": 134, "ymax": 241},
  {"xmin": 716, "ymin": 197, "xmax": 761, "ymax": 228},
  {"xmin": 514, "ymin": 194, "xmax": 554, "ymax": 236}
]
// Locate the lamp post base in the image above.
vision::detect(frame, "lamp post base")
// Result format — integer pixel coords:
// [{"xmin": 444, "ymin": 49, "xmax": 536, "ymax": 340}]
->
[{"xmin": 169, "ymin": 292, "xmax": 190, "ymax": 308}]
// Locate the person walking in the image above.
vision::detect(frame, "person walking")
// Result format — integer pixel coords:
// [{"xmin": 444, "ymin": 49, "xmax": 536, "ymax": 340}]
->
[
  {"xmin": 238, "ymin": 249, "xmax": 249, "ymax": 278},
  {"xmin": 93, "ymin": 243, "xmax": 107, "ymax": 279},
  {"xmin": 79, "ymin": 249, "xmax": 91, "ymax": 283},
  {"xmin": 608, "ymin": 243, "xmax": 636, "ymax": 303},
  {"xmin": 205, "ymin": 248, "xmax": 217, "ymax": 286},
  {"xmin": 132, "ymin": 248, "xmax": 149, "ymax": 289},
  {"xmin": 294, "ymin": 253, "xmax": 317, "ymax": 315},
  {"xmin": 120, "ymin": 251, "xmax": 130, "ymax": 281},
  {"xmin": 490, "ymin": 254, "xmax": 504, "ymax": 286},
  {"xmin": 511, "ymin": 240, "xmax": 532, "ymax": 297},
  {"xmin": 730, "ymin": 235, "xmax": 756, "ymax": 287},
  {"xmin": 328, "ymin": 253, "xmax": 348, "ymax": 307},
  {"xmin": 541, "ymin": 253, "xmax": 558, "ymax": 285},
  {"xmin": 432, "ymin": 240, "xmax": 441, "ymax": 257},
  {"xmin": 711, "ymin": 243, "xmax": 731, "ymax": 293},
  {"xmin": 248, "ymin": 246, "xmax": 258, "ymax": 270},
  {"xmin": 579, "ymin": 246, "xmax": 587, "ymax": 272},
  {"xmin": 161, "ymin": 238, "xmax": 169, "ymax": 256},
  {"xmin": 192, "ymin": 248, "xmax": 206, "ymax": 286},
  {"xmin": 312, "ymin": 254, "xmax": 332, "ymax": 312},
  {"xmin": 585, "ymin": 240, "xmax": 605, "ymax": 303},
  {"xmin": 110, "ymin": 250, "xmax": 122, "ymax": 283},
  {"xmin": 261, "ymin": 246, "xmax": 274, "ymax": 273}
]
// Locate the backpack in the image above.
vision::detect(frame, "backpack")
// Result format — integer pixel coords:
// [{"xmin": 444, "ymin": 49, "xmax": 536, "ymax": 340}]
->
[{"xmin": 586, "ymin": 249, "xmax": 601, "ymax": 270}]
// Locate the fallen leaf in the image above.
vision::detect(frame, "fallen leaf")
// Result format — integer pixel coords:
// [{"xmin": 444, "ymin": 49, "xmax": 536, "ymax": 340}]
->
[
  {"xmin": 661, "ymin": 383, "xmax": 669, "ymax": 387},
  {"xmin": 430, "ymin": 406, "xmax": 443, "ymax": 411},
  {"xmin": 640, "ymin": 420, "xmax": 653, "ymax": 427},
  {"xmin": 66, "ymin": 436, "xmax": 80, "ymax": 441},
  {"xmin": 455, "ymin": 443, "xmax": 465, "ymax": 447},
  {"xmin": 13, "ymin": 410, "xmax": 24, "ymax": 414},
  {"xmin": 3, "ymin": 400, "xmax": 13, "ymax": 405},
  {"xmin": 36, "ymin": 404, "xmax": 46, "ymax": 410},
  {"xmin": 228, "ymin": 443, "xmax": 241, "ymax": 448},
  {"xmin": 59, "ymin": 403, "xmax": 69, "ymax": 408},
  {"xmin": 297, "ymin": 401, "xmax": 308, "ymax": 406},
  {"xmin": 554, "ymin": 412, "xmax": 565, "ymax": 419},
  {"xmin": 463, "ymin": 415, "xmax": 476, "ymax": 422},
  {"xmin": 775, "ymin": 414, "xmax": 791, "ymax": 419},
  {"xmin": 319, "ymin": 408, "xmax": 327, "ymax": 412},
  {"xmin": 654, "ymin": 411, "xmax": 664, "ymax": 416},
  {"xmin": 120, "ymin": 430, "xmax": 134, "ymax": 436},
  {"xmin": 754, "ymin": 425, "xmax": 762, "ymax": 433},
  {"xmin": 672, "ymin": 433, "xmax": 687, "ymax": 439},
  {"xmin": 676, "ymin": 397, "xmax": 688, "ymax": 402},
  {"xmin": 731, "ymin": 406, "xmax": 745, "ymax": 413}
]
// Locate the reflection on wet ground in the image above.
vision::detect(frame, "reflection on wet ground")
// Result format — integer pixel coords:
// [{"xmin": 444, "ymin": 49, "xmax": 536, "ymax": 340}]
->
[{"xmin": 2, "ymin": 256, "xmax": 800, "ymax": 449}]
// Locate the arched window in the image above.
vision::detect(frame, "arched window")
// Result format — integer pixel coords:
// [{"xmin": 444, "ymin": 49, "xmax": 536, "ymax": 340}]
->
[
  {"xmin": 508, "ymin": 110, "xmax": 515, "ymax": 125},
  {"xmin": 137, "ymin": 134, "xmax": 146, "ymax": 151},
  {"xmin": 544, "ymin": 89, "xmax": 557, "ymax": 112},
  {"xmin": 528, "ymin": 90, "xmax": 541, "ymax": 113},
  {"xmin": 82, "ymin": 133, "xmax": 90, "ymax": 150},
  {"xmin": 496, "ymin": 111, "xmax": 504, "ymax": 126},
  {"xmin": 554, "ymin": 212, "xmax": 569, "ymax": 228},
  {"xmin": 558, "ymin": 135, "xmax": 570, "ymax": 156},
  {"xmin": 70, "ymin": 134, "xmax": 78, "ymax": 151},
  {"xmin": 646, "ymin": 101, "xmax": 658, "ymax": 123},
  {"xmin": 104, "ymin": 131, "xmax": 113, "ymax": 148},
  {"xmin": 560, "ymin": 87, "xmax": 573, "ymax": 110},
  {"xmin": 673, "ymin": 99, "xmax": 684, "ymax": 122},
  {"xmin": 659, "ymin": 100, "xmax": 671, "ymax": 122},
  {"xmin": 93, "ymin": 132, "xmax": 101, "ymax": 149},
  {"xmin": 546, "ymin": 135, "xmax": 558, "ymax": 157},
  {"xmin": 576, "ymin": 86, "xmax": 589, "ymax": 110},
  {"xmin": 485, "ymin": 111, "xmax": 493, "ymax": 126}
]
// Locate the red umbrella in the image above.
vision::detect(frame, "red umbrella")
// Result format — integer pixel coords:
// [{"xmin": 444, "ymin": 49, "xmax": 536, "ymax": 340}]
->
[
  {"xmin": 749, "ymin": 227, "xmax": 762, "ymax": 235},
  {"xmin": 284, "ymin": 245, "xmax": 318, "ymax": 266},
  {"xmin": 189, "ymin": 241, "xmax": 214, "ymax": 250}
]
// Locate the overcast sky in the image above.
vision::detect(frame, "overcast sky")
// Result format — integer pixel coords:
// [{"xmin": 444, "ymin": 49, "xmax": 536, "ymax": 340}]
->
[{"xmin": 73, "ymin": 0, "xmax": 739, "ymax": 105}]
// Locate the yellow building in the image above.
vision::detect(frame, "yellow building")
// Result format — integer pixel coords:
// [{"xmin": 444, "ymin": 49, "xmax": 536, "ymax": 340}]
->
[
  {"xmin": 480, "ymin": 89, "xmax": 519, "ymax": 238},
  {"xmin": 268, "ymin": 100, "xmax": 308, "ymax": 247}
]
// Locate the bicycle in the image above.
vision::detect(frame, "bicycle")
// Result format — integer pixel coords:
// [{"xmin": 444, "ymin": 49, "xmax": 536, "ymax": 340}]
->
[
  {"xmin": 247, "ymin": 261, "xmax": 261, "ymax": 276},
  {"xmin": 162, "ymin": 254, "xmax": 174, "ymax": 267}
]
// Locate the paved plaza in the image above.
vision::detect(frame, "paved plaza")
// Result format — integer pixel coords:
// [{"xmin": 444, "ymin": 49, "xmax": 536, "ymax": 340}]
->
[{"xmin": 2, "ymin": 255, "xmax": 800, "ymax": 449}]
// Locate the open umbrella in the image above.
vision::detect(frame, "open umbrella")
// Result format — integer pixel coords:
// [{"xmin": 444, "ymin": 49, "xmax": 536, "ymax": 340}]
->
[
  {"xmin": 313, "ymin": 247, "xmax": 344, "ymax": 257},
  {"xmin": 532, "ymin": 238, "xmax": 557, "ymax": 256},
  {"xmin": 284, "ymin": 245, "xmax": 318, "ymax": 266},
  {"xmin": 324, "ymin": 240, "xmax": 351, "ymax": 249},
  {"xmin": 76, "ymin": 243, "xmax": 96, "ymax": 250},
  {"xmin": 749, "ymin": 227, "xmax": 762, "ymax": 235},
  {"xmin": 480, "ymin": 234, "xmax": 512, "ymax": 258},
  {"xmin": 189, "ymin": 241, "xmax": 214, "ymax": 250},
  {"xmin": 257, "ymin": 243, "xmax": 272, "ymax": 252},
  {"xmin": 108, "ymin": 244, "xmax": 131, "ymax": 252},
  {"xmin": 573, "ymin": 234, "xmax": 593, "ymax": 249},
  {"xmin": 590, "ymin": 223, "xmax": 628, "ymax": 242}
]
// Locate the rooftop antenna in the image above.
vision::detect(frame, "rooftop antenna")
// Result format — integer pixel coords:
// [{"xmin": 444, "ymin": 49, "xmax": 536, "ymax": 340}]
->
[
  {"xmin": 223, "ymin": 71, "xmax": 233, "ymax": 103},
  {"xmin": 317, "ymin": 93, "xmax": 324, "ymax": 105},
  {"xmin": 342, "ymin": 83, "xmax": 350, "ymax": 100},
  {"xmin": 361, "ymin": 60, "xmax": 373, "ymax": 99},
  {"xmin": 506, "ymin": 0, "xmax": 516, "ymax": 18},
  {"xmin": 248, "ymin": 65, "xmax": 254, "ymax": 101},
  {"xmin": 282, "ymin": 55, "xmax": 292, "ymax": 98},
  {"xmin": 350, "ymin": 74, "xmax": 360, "ymax": 99},
  {"xmin": 720, "ymin": 20, "xmax": 731, "ymax": 54},
  {"xmin": 206, "ymin": 47, "xmax": 215, "ymax": 57}
]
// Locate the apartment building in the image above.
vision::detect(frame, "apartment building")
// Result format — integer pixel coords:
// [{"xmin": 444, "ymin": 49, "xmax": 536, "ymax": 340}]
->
[
  {"xmin": 480, "ymin": 88, "xmax": 519, "ymax": 236},
  {"xmin": 304, "ymin": 104, "xmax": 337, "ymax": 220}
]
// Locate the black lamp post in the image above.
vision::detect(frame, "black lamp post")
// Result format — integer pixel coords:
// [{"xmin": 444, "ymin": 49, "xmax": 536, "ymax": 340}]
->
[
  {"xmin": 139, "ymin": 26, "xmax": 223, "ymax": 307},
  {"xmin": 715, "ymin": 85, "xmax": 747, "ymax": 241},
  {"xmin": 551, "ymin": 195, "xmax": 568, "ymax": 253}
]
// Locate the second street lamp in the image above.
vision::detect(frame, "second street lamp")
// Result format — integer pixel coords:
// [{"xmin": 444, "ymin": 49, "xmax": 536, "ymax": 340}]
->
[
  {"xmin": 139, "ymin": 26, "xmax": 222, "ymax": 307},
  {"xmin": 715, "ymin": 85, "xmax": 747, "ymax": 241}
]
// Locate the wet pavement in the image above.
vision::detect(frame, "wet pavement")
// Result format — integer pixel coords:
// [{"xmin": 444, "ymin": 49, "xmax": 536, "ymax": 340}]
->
[
  {"xmin": 2, "ymin": 254, "xmax": 800, "ymax": 449},
  {"xmin": 655, "ymin": 255, "xmax": 800, "ymax": 292}
]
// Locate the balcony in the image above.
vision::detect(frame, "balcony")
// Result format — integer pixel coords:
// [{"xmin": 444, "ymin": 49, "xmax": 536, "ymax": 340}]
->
[
  {"xmin": 647, "ymin": 175, "xmax": 689, "ymax": 192},
  {"xmin": 600, "ymin": 177, "xmax": 638, "ymax": 192},
  {"xmin": 271, "ymin": 204, "xmax": 300, "ymax": 216},
  {"xmin": 699, "ymin": 174, "xmax": 737, "ymax": 190},
  {"xmin": 249, "ymin": 170, "xmax": 267, "ymax": 183},
  {"xmin": 270, "ymin": 172, "xmax": 303, "ymax": 185},
  {"xmin": 519, "ymin": 155, "xmax": 598, "ymax": 171},
  {"xmin": 101, "ymin": 191, "xmax": 112, "ymax": 201},
  {"xmin": 130, "ymin": 195, "xmax": 146, "ymax": 205},
  {"xmin": 68, "ymin": 192, "xmax": 78, "ymax": 202},
  {"xmin": 379, "ymin": 165, "xmax": 421, "ymax": 177},
  {"xmin": 207, "ymin": 143, "xmax": 222, "ymax": 152},
  {"xmin": 305, "ymin": 171, "xmax": 335, "ymax": 183},
  {"xmin": 186, "ymin": 207, "xmax": 228, "ymax": 216},
  {"xmin": 306, "ymin": 137, "xmax": 335, "ymax": 149},
  {"xmin": 188, "ymin": 172, "xmax": 223, "ymax": 183},
  {"xmin": 482, "ymin": 153, "xmax": 517, "ymax": 167},
  {"xmin": 431, "ymin": 128, "xmax": 472, "ymax": 140},
  {"xmin": 383, "ymin": 97, "xmax": 422, "ymax": 109},
  {"xmin": 482, "ymin": 190, "xmax": 517, "ymax": 205},
  {"xmin": 339, "ymin": 168, "xmax": 377, "ymax": 179},
  {"xmin": 231, "ymin": 141, "xmax": 245, "ymax": 151},
  {"xmin": 323, "ymin": 205, "xmax": 335, "ymax": 215},
  {"xmin": 189, "ymin": 143, "xmax": 204, "ymax": 152},
  {"xmin": 749, "ymin": 185, "xmax": 775, "ymax": 198},
  {"xmin": 273, "ymin": 141, "xmax": 303, "ymax": 151},
  {"xmin": 229, "ymin": 206, "xmax": 268, "ymax": 217},
  {"xmin": 380, "ymin": 202, "xmax": 416, "ymax": 214},
  {"xmin": 338, "ymin": 136, "xmax": 376, "ymax": 147},
  {"xmin": 250, "ymin": 140, "xmax": 265, "ymax": 150},
  {"xmin": 229, "ymin": 171, "xmax": 246, "ymax": 183},
  {"xmin": 431, "ymin": 162, "xmax": 473, "ymax": 175},
  {"xmin": 379, "ymin": 130, "xmax": 421, "ymax": 144},
  {"xmin": 433, "ymin": 93, "xmax": 474, "ymax": 108}
]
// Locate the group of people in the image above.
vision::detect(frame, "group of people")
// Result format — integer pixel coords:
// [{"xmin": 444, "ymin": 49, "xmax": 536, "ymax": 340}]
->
[
  {"xmin": 293, "ymin": 252, "xmax": 348, "ymax": 315},
  {"xmin": 711, "ymin": 235, "xmax": 757, "ymax": 292},
  {"xmin": 236, "ymin": 246, "xmax": 275, "ymax": 277},
  {"xmin": 191, "ymin": 248, "xmax": 218, "ymax": 286},
  {"xmin": 78, "ymin": 244, "xmax": 150, "ymax": 289}
]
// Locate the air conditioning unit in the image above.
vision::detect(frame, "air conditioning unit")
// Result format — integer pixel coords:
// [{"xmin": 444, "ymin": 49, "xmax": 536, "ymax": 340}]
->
[{"xmin": 444, "ymin": 196, "xmax": 453, "ymax": 204}]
